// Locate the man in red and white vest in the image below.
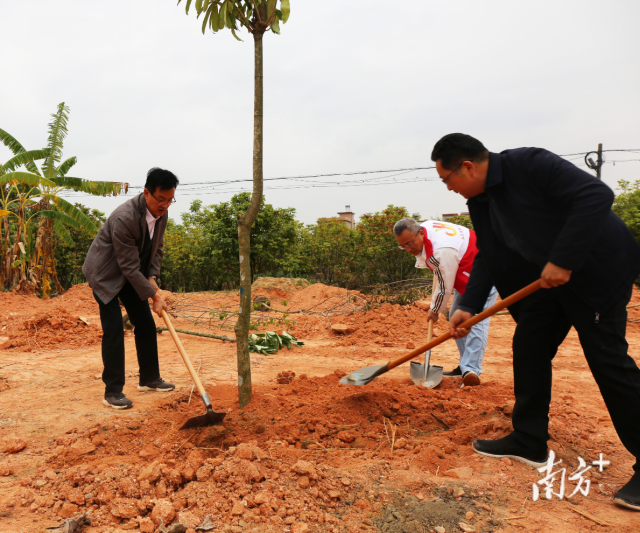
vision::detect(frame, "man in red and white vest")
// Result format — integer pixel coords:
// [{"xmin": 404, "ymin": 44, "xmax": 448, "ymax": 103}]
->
[{"xmin": 394, "ymin": 218, "xmax": 497, "ymax": 387}]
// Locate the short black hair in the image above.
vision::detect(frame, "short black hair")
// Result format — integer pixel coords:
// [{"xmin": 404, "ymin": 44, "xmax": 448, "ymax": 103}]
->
[
  {"xmin": 145, "ymin": 168, "xmax": 179, "ymax": 193},
  {"xmin": 431, "ymin": 133, "xmax": 489, "ymax": 170}
]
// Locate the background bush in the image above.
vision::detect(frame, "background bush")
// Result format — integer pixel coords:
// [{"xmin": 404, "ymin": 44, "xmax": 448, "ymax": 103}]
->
[{"xmin": 44, "ymin": 181, "xmax": 640, "ymax": 294}]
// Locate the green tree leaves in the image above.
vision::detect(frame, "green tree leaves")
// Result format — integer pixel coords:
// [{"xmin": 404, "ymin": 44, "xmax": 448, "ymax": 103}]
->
[
  {"xmin": 613, "ymin": 179, "xmax": 640, "ymax": 245},
  {"xmin": 162, "ymin": 193, "xmax": 300, "ymax": 292},
  {"xmin": 179, "ymin": 0, "xmax": 290, "ymax": 37},
  {"xmin": 161, "ymin": 202, "xmax": 427, "ymax": 292},
  {"xmin": 52, "ymin": 205, "xmax": 106, "ymax": 289},
  {"xmin": 281, "ymin": 0, "xmax": 290, "ymax": 23},
  {"xmin": 248, "ymin": 331, "xmax": 303, "ymax": 355},
  {"xmin": 446, "ymin": 213, "xmax": 473, "ymax": 230},
  {"xmin": 356, "ymin": 205, "xmax": 423, "ymax": 285}
]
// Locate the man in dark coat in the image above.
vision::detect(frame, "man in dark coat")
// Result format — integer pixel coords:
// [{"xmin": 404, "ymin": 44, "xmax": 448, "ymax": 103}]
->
[
  {"xmin": 431, "ymin": 133, "xmax": 640, "ymax": 511},
  {"xmin": 83, "ymin": 168, "xmax": 178, "ymax": 409}
]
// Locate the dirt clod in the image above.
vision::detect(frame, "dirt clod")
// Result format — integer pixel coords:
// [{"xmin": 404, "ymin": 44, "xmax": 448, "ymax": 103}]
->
[
  {"xmin": 331, "ymin": 324, "xmax": 354, "ymax": 335},
  {"xmin": 277, "ymin": 371, "xmax": 296, "ymax": 384},
  {"xmin": 503, "ymin": 402, "xmax": 515, "ymax": 416},
  {"xmin": 139, "ymin": 516, "xmax": 154, "ymax": 533},
  {"xmin": 443, "ymin": 467, "xmax": 473, "ymax": 479},
  {"xmin": 58, "ymin": 502, "xmax": 79, "ymax": 519},
  {"xmin": 151, "ymin": 499, "xmax": 176, "ymax": 525},
  {"xmin": 2, "ymin": 438, "xmax": 26, "ymax": 454}
]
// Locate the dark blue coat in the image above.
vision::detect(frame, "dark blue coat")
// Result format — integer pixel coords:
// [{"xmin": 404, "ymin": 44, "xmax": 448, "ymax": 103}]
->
[{"xmin": 459, "ymin": 148, "xmax": 640, "ymax": 318}]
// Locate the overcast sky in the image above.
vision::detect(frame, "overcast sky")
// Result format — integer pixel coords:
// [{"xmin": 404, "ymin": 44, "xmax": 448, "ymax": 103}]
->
[{"xmin": 2, "ymin": 0, "xmax": 639, "ymax": 225}]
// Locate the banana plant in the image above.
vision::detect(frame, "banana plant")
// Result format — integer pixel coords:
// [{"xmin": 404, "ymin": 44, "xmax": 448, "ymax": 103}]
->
[
  {"xmin": 0, "ymin": 102, "xmax": 128, "ymax": 296},
  {"xmin": 0, "ymin": 141, "xmax": 52, "ymax": 290}
]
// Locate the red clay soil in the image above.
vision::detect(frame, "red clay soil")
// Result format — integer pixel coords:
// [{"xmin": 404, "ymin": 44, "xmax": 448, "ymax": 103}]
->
[{"xmin": 0, "ymin": 282, "xmax": 639, "ymax": 533}]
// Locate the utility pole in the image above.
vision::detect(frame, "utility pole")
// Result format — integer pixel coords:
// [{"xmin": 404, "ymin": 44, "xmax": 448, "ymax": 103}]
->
[{"xmin": 585, "ymin": 143, "xmax": 604, "ymax": 179}]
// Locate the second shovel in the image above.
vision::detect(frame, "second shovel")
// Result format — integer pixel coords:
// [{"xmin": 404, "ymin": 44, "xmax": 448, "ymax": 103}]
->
[{"xmin": 409, "ymin": 319, "xmax": 442, "ymax": 389}]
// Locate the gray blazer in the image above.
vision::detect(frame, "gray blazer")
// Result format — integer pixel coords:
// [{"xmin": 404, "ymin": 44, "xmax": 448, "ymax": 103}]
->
[{"xmin": 82, "ymin": 193, "xmax": 168, "ymax": 304}]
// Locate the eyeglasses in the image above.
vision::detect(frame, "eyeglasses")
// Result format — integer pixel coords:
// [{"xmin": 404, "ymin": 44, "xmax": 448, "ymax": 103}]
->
[
  {"xmin": 397, "ymin": 232, "xmax": 420, "ymax": 250},
  {"xmin": 147, "ymin": 189, "xmax": 176, "ymax": 207},
  {"xmin": 439, "ymin": 160, "xmax": 474, "ymax": 184}
]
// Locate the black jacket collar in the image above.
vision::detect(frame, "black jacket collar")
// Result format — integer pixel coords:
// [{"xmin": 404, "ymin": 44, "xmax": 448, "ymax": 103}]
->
[{"xmin": 484, "ymin": 152, "xmax": 503, "ymax": 191}]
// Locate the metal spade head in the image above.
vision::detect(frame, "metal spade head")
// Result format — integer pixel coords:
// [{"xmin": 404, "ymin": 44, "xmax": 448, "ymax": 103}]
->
[
  {"xmin": 179, "ymin": 390, "xmax": 226, "ymax": 430},
  {"xmin": 409, "ymin": 350, "xmax": 443, "ymax": 389},
  {"xmin": 339, "ymin": 363, "xmax": 390, "ymax": 386},
  {"xmin": 180, "ymin": 405, "xmax": 226, "ymax": 430}
]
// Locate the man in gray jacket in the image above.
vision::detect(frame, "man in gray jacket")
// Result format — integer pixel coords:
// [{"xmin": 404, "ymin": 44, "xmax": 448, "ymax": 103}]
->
[{"xmin": 83, "ymin": 168, "xmax": 178, "ymax": 409}]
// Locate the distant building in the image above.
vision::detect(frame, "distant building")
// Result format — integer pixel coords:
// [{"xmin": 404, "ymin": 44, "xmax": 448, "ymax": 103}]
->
[
  {"xmin": 442, "ymin": 212, "xmax": 470, "ymax": 222},
  {"xmin": 318, "ymin": 205, "xmax": 356, "ymax": 228}
]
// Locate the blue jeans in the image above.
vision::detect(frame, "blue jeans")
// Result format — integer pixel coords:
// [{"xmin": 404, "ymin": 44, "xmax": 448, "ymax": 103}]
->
[{"xmin": 449, "ymin": 286, "xmax": 498, "ymax": 376}]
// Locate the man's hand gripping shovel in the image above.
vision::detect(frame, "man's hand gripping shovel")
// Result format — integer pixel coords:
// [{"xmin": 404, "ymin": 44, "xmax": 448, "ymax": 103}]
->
[{"xmin": 340, "ymin": 279, "xmax": 542, "ymax": 386}]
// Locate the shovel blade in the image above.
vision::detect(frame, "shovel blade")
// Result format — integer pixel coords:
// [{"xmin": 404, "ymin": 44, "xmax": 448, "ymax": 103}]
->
[
  {"xmin": 409, "ymin": 361, "xmax": 426, "ymax": 384},
  {"xmin": 339, "ymin": 364, "xmax": 390, "ymax": 386},
  {"xmin": 180, "ymin": 406, "xmax": 226, "ymax": 430},
  {"xmin": 409, "ymin": 355, "xmax": 443, "ymax": 389},
  {"xmin": 419, "ymin": 365, "xmax": 443, "ymax": 389}
]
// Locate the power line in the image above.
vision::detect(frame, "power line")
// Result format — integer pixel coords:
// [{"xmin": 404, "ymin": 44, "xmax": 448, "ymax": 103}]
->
[
  {"xmin": 558, "ymin": 149, "xmax": 640, "ymax": 157},
  {"xmin": 124, "ymin": 166, "xmax": 436, "ymax": 190},
  {"xmin": 60, "ymin": 175, "xmax": 442, "ymax": 198},
  {"xmin": 57, "ymin": 147, "xmax": 640, "ymax": 199}
]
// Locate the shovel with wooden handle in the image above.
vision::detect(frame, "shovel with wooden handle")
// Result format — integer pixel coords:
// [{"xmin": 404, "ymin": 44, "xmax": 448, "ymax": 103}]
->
[
  {"xmin": 161, "ymin": 309, "xmax": 226, "ymax": 429},
  {"xmin": 340, "ymin": 279, "xmax": 541, "ymax": 386},
  {"xmin": 409, "ymin": 318, "xmax": 443, "ymax": 389}
]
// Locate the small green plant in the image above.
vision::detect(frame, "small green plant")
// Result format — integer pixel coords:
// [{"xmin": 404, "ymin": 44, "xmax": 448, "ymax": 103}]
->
[
  {"xmin": 249, "ymin": 331, "xmax": 304, "ymax": 355},
  {"xmin": 282, "ymin": 300, "xmax": 288, "ymax": 306}
]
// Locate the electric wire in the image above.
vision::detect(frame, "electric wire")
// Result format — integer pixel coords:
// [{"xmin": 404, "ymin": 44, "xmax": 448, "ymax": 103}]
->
[{"xmin": 56, "ymin": 148, "xmax": 640, "ymax": 199}]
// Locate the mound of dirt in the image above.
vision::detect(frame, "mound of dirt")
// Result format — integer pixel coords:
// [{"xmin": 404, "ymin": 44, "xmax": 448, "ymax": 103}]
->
[
  {"xmin": 1, "ymin": 283, "xmax": 639, "ymax": 532},
  {"xmin": 0, "ymin": 308, "xmax": 102, "ymax": 351},
  {"xmin": 252, "ymin": 277, "xmax": 310, "ymax": 293},
  {"xmin": 12, "ymin": 375, "xmax": 521, "ymax": 532},
  {"xmin": 10, "ymin": 366, "xmax": 623, "ymax": 532},
  {"xmin": 294, "ymin": 283, "xmax": 361, "ymax": 303}
]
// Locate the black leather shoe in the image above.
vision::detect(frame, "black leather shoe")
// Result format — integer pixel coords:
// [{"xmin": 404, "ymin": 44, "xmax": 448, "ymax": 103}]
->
[
  {"xmin": 614, "ymin": 472, "xmax": 640, "ymax": 511},
  {"xmin": 443, "ymin": 366, "xmax": 462, "ymax": 377},
  {"xmin": 472, "ymin": 433, "xmax": 548, "ymax": 468}
]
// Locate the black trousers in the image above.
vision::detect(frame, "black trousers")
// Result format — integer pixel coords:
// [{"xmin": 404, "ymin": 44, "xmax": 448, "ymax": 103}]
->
[
  {"xmin": 94, "ymin": 281, "xmax": 160, "ymax": 394},
  {"xmin": 511, "ymin": 283, "xmax": 640, "ymax": 471}
]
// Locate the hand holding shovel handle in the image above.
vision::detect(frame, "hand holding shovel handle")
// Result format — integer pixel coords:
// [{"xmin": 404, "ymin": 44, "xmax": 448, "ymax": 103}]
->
[
  {"xmin": 387, "ymin": 279, "xmax": 541, "ymax": 371},
  {"xmin": 341, "ymin": 279, "xmax": 541, "ymax": 385}
]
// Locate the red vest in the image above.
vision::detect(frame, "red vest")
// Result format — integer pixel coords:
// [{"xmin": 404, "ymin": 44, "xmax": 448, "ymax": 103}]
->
[{"xmin": 424, "ymin": 229, "xmax": 478, "ymax": 295}]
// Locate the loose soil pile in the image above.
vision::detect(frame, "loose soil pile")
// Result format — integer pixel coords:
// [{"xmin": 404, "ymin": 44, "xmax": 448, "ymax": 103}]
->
[{"xmin": 1, "ymin": 282, "xmax": 639, "ymax": 533}]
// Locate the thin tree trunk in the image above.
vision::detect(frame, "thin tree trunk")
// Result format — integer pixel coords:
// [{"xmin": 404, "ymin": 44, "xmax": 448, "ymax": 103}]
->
[
  {"xmin": 234, "ymin": 29, "xmax": 265, "ymax": 409},
  {"xmin": 0, "ymin": 215, "xmax": 7, "ymax": 288}
]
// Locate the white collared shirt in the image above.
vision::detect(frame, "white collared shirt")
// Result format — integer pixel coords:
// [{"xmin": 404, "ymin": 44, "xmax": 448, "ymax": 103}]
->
[{"xmin": 145, "ymin": 209, "xmax": 160, "ymax": 240}]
